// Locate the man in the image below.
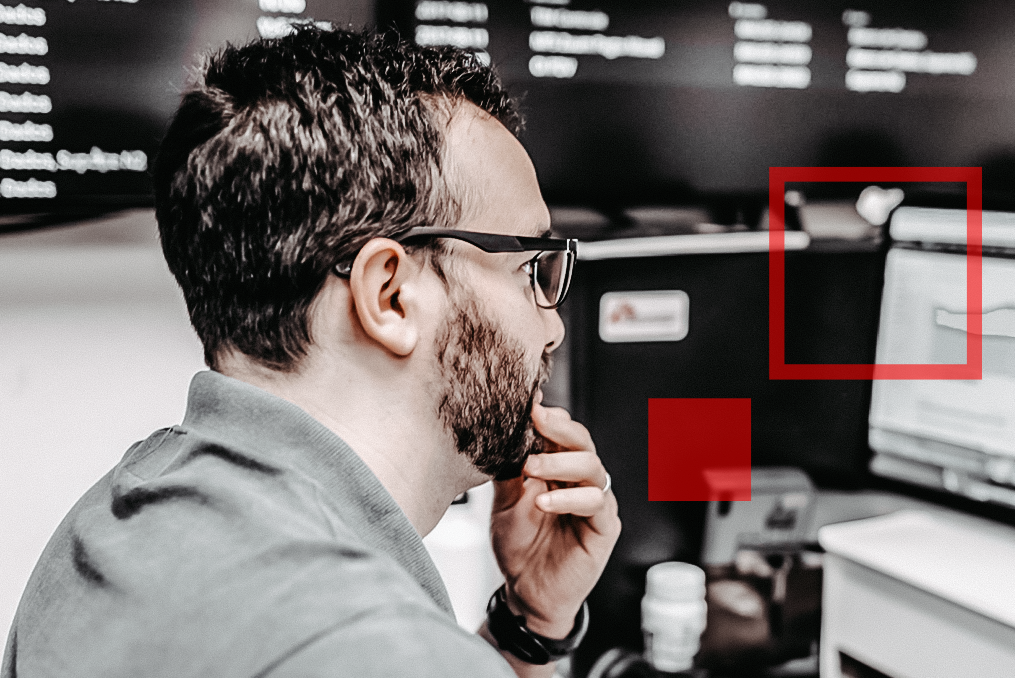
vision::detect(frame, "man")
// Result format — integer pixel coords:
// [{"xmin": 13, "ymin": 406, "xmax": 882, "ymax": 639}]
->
[{"xmin": 2, "ymin": 28, "xmax": 620, "ymax": 678}]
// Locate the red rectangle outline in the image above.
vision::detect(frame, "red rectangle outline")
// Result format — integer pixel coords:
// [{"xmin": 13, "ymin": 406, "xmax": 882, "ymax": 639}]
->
[{"xmin": 769, "ymin": 167, "xmax": 983, "ymax": 380}]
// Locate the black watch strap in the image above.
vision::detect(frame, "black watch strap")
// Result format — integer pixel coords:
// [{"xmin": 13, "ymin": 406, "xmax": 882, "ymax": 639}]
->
[{"xmin": 486, "ymin": 584, "xmax": 590, "ymax": 665}]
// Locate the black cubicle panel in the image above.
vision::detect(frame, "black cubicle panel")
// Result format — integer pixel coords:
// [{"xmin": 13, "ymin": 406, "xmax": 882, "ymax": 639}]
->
[{"xmin": 566, "ymin": 243, "xmax": 886, "ymax": 674}]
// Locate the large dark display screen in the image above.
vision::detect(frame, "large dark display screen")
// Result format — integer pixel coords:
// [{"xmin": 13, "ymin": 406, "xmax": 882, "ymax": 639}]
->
[
  {"xmin": 0, "ymin": 0, "xmax": 359, "ymax": 219},
  {"xmin": 379, "ymin": 0, "xmax": 1015, "ymax": 206}
]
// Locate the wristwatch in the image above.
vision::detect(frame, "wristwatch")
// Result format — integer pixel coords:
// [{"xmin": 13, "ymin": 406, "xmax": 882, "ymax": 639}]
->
[{"xmin": 486, "ymin": 584, "xmax": 590, "ymax": 665}]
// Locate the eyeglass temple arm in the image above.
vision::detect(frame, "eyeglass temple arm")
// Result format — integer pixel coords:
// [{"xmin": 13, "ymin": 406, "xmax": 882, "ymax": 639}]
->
[
  {"xmin": 394, "ymin": 228, "xmax": 572, "ymax": 253},
  {"xmin": 335, "ymin": 230, "xmax": 575, "ymax": 277}
]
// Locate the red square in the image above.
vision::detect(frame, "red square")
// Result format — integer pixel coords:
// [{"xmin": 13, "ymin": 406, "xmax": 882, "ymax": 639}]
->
[
  {"xmin": 769, "ymin": 167, "xmax": 983, "ymax": 380},
  {"xmin": 648, "ymin": 398, "xmax": 751, "ymax": 501}
]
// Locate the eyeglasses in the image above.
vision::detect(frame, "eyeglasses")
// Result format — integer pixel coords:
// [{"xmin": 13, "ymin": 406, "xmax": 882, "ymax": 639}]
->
[{"xmin": 334, "ymin": 227, "xmax": 577, "ymax": 309}]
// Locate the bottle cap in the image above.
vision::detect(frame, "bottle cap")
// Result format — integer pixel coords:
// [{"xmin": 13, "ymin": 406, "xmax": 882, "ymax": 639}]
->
[{"xmin": 645, "ymin": 561, "xmax": 706, "ymax": 602}]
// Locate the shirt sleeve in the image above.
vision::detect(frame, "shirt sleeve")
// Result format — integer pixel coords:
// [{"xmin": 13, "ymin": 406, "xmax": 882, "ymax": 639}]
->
[{"xmin": 261, "ymin": 603, "xmax": 518, "ymax": 678}]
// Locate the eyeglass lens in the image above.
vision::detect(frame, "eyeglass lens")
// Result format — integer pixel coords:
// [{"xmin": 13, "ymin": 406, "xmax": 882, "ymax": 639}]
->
[{"xmin": 533, "ymin": 249, "xmax": 572, "ymax": 308}]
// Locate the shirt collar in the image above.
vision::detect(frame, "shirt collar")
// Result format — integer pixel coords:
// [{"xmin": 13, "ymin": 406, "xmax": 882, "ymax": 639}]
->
[{"xmin": 181, "ymin": 370, "xmax": 454, "ymax": 616}]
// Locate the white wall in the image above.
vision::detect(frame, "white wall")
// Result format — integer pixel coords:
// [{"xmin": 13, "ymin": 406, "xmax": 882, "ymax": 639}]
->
[
  {"xmin": 423, "ymin": 480, "xmax": 503, "ymax": 631},
  {"xmin": 0, "ymin": 210, "xmax": 206, "ymax": 637}
]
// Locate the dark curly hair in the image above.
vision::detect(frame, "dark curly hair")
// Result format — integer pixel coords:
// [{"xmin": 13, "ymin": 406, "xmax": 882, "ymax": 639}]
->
[{"xmin": 153, "ymin": 27, "xmax": 520, "ymax": 371}]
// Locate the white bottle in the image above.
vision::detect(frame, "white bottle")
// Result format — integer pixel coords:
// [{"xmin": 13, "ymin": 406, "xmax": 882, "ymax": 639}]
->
[{"xmin": 641, "ymin": 562, "xmax": 707, "ymax": 673}]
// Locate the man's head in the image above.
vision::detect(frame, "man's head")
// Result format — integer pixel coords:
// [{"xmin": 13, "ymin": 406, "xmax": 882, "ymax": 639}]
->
[
  {"xmin": 153, "ymin": 27, "xmax": 519, "ymax": 371},
  {"xmin": 423, "ymin": 102, "xmax": 566, "ymax": 480},
  {"xmin": 154, "ymin": 28, "xmax": 565, "ymax": 488}
]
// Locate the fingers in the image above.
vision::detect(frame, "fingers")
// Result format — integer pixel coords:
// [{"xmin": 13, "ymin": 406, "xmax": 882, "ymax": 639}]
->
[
  {"xmin": 525, "ymin": 447, "xmax": 618, "ymax": 533},
  {"xmin": 535, "ymin": 485, "xmax": 609, "ymax": 517},
  {"xmin": 531, "ymin": 403, "xmax": 595, "ymax": 453},
  {"xmin": 525, "ymin": 451, "xmax": 608, "ymax": 489},
  {"xmin": 526, "ymin": 406, "xmax": 611, "ymax": 505},
  {"xmin": 536, "ymin": 487, "xmax": 621, "ymax": 545},
  {"xmin": 526, "ymin": 402, "xmax": 620, "ymax": 539}
]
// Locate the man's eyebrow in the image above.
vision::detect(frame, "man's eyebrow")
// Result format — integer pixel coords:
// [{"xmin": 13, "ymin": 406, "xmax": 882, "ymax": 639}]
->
[{"xmin": 535, "ymin": 228, "xmax": 552, "ymax": 239}]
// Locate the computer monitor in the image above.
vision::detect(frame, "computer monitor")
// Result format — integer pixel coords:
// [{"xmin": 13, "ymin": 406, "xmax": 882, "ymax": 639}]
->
[
  {"xmin": 379, "ymin": 0, "xmax": 1015, "ymax": 207},
  {"xmin": 0, "ymin": 0, "xmax": 365, "ymax": 225},
  {"xmin": 869, "ymin": 207, "xmax": 1015, "ymax": 508}
]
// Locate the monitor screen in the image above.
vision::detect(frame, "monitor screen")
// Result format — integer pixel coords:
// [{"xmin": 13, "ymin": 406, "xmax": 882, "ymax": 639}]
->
[
  {"xmin": 380, "ymin": 0, "xmax": 1015, "ymax": 206},
  {"xmin": 0, "ymin": 0, "xmax": 363, "ymax": 222},
  {"xmin": 869, "ymin": 223, "xmax": 1015, "ymax": 508}
]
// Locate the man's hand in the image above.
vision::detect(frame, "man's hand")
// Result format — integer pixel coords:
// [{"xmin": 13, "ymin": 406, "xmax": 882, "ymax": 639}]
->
[{"xmin": 490, "ymin": 396, "xmax": 621, "ymax": 641}]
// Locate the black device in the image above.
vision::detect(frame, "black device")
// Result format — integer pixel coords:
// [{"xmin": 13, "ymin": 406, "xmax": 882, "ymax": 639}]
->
[{"xmin": 555, "ymin": 237, "xmax": 885, "ymax": 676}]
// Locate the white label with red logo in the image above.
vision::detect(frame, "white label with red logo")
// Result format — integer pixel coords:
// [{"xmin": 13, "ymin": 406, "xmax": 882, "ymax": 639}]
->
[{"xmin": 599, "ymin": 290, "xmax": 690, "ymax": 343}]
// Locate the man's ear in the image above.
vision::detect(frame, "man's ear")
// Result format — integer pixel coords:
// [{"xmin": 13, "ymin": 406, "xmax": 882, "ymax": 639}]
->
[{"xmin": 348, "ymin": 238, "xmax": 422, "ymax": 356}]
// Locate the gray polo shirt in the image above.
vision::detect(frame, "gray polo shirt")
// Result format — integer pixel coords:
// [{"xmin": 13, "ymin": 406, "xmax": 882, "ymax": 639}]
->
[{"xmin": 2, "ymin": 371, "xmax": 515, "ymax": 677}]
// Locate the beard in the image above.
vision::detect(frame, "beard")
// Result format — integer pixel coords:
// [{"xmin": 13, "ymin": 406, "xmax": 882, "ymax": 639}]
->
[{"xmin": 434, "ymin": 296, "xmax": 552, "ymax": 480}]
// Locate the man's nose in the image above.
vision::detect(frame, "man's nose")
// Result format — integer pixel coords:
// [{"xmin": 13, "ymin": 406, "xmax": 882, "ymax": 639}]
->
[{"xmin": 543, "ymin": 307, "xmax": 565, "ymax": 352}]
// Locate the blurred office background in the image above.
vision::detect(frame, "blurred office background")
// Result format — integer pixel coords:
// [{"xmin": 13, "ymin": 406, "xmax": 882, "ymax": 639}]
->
[{"xmin": 4, "ymin": 2, "xmax": 1015, "ymax": 677}]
